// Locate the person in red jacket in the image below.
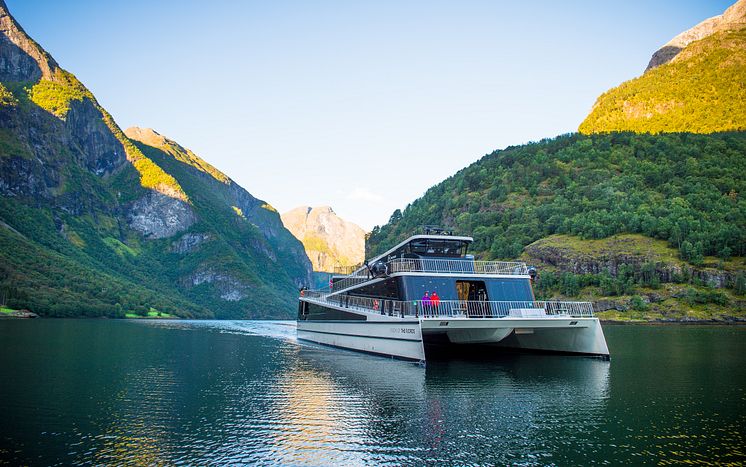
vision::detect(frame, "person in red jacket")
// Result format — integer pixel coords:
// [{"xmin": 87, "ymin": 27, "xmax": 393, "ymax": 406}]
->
[{"xmin": 431, "ymin": 291, "xmax": 441, "ymax": 315}]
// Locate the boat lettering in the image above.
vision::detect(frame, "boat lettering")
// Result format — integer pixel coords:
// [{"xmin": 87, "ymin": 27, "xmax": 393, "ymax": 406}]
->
[{"xmin": 390, "ymin": 327, "xmax": 416, "ymax": 334}]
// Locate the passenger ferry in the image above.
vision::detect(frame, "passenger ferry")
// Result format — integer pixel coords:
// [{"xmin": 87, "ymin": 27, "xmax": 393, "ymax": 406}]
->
[{"xmin": 297, "ymin": 228, "xmax": 610, "ymax": 363}]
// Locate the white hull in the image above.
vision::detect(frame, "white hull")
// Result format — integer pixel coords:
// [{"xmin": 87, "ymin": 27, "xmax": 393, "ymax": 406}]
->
[
  {"xmin": 297, "ymin": 320, "xmax": 427, "ymax": 362},
  {"xmin": 297, "ymin": 314, "xmax": 609, "ymax": 362},
  {"xmin": 420, "ymin": 316, "xmax": 610, "ymax": 357}
]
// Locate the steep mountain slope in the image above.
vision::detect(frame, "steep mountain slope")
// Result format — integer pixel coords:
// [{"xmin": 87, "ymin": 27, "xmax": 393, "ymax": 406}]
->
[
  {"xmin": 0, "ymin": 1, "xmax": 311, "ymax": 318},
  {"xmin": 579, "ymin": 0, "xmax": 746, "ymax": 134},
  {"xmin": 281, "ymin": 206, "xmax": 365, "ymax": 272}
]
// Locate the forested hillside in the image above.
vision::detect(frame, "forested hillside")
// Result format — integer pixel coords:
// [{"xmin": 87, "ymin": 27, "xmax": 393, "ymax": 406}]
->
[{"xmin": 367, "ymin": 133, "xmax": 746, "ymax": 320}]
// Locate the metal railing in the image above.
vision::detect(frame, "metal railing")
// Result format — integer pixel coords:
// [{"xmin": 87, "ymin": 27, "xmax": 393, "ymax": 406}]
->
[
  {"xmin": 329, "ymin": 274, "xmax": 371, "ymax": 293},
  {"xmin": 301, "ymin": 291, "xmax": 594, "ymax": 319},
  {"xmin": 387, "ymin": 258, "xmax": 529, "ymax": 275},
  {"xmin": 326, "ymin": 258, "xmax": 530, "ymax": 293}
]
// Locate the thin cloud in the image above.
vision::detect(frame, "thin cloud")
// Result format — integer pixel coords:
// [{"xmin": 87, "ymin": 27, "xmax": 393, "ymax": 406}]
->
[{"xmin": 347, "ymin": 187, "xmax": 385, "ymax": 203}]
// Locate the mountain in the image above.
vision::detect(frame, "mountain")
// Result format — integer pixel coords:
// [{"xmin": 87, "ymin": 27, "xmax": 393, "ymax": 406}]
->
[
  {"xmin": 0, "ymin": 1, "xmax": 311, "ymax": 318},
  {"xmin": 579, "ymin": 0, "xmax": 746, "ymax": 134},
  {"xmin": 366, "ymin": 1, "xmax": 746, "ymax": 319},
  {"xmin": 281, "ymin": 206, "xmax": 365, "ymax": 273},
  {"xmin": 366, "ymin": 133, "xmax": 746, "ymax": 321}
]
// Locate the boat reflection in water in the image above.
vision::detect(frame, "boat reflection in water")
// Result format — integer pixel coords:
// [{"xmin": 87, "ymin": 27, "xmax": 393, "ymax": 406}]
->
[{"xmin": 272, "ymin": 340, "xmax": 610, "ymax": 465}]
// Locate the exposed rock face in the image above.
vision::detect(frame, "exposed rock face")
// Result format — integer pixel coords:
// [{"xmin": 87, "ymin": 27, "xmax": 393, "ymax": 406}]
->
[
  {"xmin": 188, "ymin": 269, "xmax": 247, "ymax": 302},
  {"xmin": 125, "ymin": 127, "xmax": 313, "ymax": 288},
  {"xmin": 127, "ymin": 192, "xmax": 196, "ymax": 239},
  {"xmin": 646, "ymin": 0, "xmax": 746, "ymax": 70},
  {"xmin": 281, "ymin": 206, "xmax": 365, "ymax": 272},
  {"xmin": 171, "ymin": 232, "xmax": 212, "ymax": 254},
  {"xmin": 66, "ymin": 98, "xmax": 126, "ymax": 176},
  {"xmin": 524, "ymin": 235, "xmax": 735, "ymax": 289}
]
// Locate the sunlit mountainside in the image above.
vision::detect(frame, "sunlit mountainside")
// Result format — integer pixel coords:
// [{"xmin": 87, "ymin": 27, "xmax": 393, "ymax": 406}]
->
[
  {"xmin": 0, "ymin": 1, "xmax": 311, "ymax": 318},
  {"xmin": 579, "ymin": 0, "xmax": 746, "ymax": 134}
]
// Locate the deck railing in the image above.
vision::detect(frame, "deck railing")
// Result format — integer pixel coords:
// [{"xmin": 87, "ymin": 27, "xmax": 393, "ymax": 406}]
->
[
  {"xmin": 387, "ymin": 258, "xmax": 529, "ymax": 275},
  {"xmin": 301, "ymin": 291, "xmax": 594, "ymax": 319},
  {"xmin": 326, "ymin": 258, "xmax": 530, "ymax": 293}
]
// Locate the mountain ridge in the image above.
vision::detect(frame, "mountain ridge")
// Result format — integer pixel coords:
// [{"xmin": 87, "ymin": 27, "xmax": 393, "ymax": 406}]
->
[
  {"xmin": 646, "ymin": 0, "xmax": 746, "ymax": 70},
  {"xmin": 579, "ymin": 0, "xmax": 746, "ymax": 134},
  {"xmin": 0, "ymin": 1, "xmax": 312, "ymax": 318}
]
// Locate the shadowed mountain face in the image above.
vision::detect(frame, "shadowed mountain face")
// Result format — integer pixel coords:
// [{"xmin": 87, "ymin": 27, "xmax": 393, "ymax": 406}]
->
[
  {"xmin": 281, "ymin": 206, "xmax": 365, "ymax": 273},
  {"xmin": 579, "ymin": 0, "xmax": 745, "ymax": 135},
  {"xmin": 0, "ymin": 1, "xmax": 311, "ymax": 318}
]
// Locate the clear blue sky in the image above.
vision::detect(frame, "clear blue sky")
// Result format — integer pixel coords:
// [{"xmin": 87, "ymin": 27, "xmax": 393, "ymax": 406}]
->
[{"xmin": 7, "ymin": 0, "xmax": 732, "ymax": 230}]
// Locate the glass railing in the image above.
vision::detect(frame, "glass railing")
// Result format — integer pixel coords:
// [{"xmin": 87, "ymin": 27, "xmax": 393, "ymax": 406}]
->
[{"xmin": 300, "ymin": 291, "xmax": 594, "ymax": 319}]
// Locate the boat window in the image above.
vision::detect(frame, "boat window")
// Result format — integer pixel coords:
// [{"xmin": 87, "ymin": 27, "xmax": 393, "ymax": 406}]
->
[
  {"xmin": 305, "ymin": 303, "xmax": 366, "ymax": 321},
  {"xmin": 350, "ymin": 277, "xmax": 401, "ymax": 299},
  {"xmin": 486, "ymin": 279, "xmax": 533, "ymax": 301},
  {"xmin": 402, "ymin": 277, "xmax": 458, "ymax": 301},
  {"xmin": 408, "ymin": 239, "xmax": 468, "ymax": 257}
]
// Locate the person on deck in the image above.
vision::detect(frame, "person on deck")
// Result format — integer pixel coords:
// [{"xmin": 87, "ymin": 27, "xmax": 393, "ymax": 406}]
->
[
  {"xmin": 422, "ymin": 291, "xmax": 431, "ymax": 316},
  {"xmin": 431, "ymin": 291, "xmax": 440, "ymax": 314}
]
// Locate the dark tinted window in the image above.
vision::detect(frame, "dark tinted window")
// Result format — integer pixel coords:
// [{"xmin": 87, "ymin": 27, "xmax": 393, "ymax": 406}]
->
[
  {"xmin": 485, "ymin": 279, "xmax": 534, "ymax": 301},
  {"xmin": 408, "ymin": 240, "xmax": 467, "ymax": 257},
  {"xmin": 350, "ymin": 277, "xmax": 401, "ymax": 299}
]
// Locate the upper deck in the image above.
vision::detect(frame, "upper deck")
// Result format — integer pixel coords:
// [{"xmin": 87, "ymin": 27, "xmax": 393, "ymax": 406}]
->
[{"xmin": 327, "ymin": 230, "xmax": 530, "ymax": 294}]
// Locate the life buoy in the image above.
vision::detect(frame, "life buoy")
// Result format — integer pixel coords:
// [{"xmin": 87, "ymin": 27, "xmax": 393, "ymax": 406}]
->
[
  {"xmin": 300, "ymin": 290, "xmax": 305, "ymax": 297},
  {"xmin": 373, "ymin": 299, "xmax": 379, "ymax": 311}
]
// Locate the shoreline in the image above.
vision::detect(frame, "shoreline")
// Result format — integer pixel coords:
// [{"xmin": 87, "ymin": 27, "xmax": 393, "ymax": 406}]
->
[
  {"xmin": 600, "ymin": 319, "xmax": 746, "ymax": 325},
  {"xmin": 1, "ymin": 313, "xmax": 744, "ymax": 325}
]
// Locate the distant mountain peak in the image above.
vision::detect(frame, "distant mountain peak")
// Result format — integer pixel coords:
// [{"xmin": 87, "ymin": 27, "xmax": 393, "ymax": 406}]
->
[
  {"xmin": 646, "ymin": 0, "xmax": 746, "ymax": 70},
  {"xmin": 281, "ymin": 206, "xmax": 365, "ymax": 273}
]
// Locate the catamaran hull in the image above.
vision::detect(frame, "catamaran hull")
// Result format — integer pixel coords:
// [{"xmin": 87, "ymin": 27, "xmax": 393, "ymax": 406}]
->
[
  {"xmin": 420, "ymin": 317, "xmax": 610, "ymax": 359},
  {"xmin": 297, "ymin": 320, "xmax": 427, "ymax": 362},
  {"xmin": 297, "ymin": 314, "xmax": 609, "ymax": 362}
]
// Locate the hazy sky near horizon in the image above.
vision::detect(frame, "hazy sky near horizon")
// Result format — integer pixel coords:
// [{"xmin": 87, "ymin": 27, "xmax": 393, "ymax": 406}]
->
[{"xmin": 8, "ymin": 0, "xmax": 732, "ymax": 230}]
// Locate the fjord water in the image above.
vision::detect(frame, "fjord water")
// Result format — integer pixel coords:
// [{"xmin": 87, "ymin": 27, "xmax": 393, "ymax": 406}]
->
[{"xmin": 0, "ymin": 321, "xmax": 743, "ymax": 465}]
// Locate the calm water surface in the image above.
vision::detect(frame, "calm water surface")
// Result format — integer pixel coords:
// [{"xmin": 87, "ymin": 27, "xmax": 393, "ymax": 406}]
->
[{"xmin": 0, "ymin": 320, "xmax": 743, "ymax": 465}]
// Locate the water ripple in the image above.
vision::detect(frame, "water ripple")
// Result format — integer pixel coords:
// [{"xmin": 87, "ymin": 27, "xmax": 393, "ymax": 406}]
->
[{"xmin": 0, "ymin": 320, "xmax": 744, "ymax": 465}]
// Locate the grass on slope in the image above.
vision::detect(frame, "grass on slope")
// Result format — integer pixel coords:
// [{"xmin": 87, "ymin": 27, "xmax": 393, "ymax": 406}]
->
[{"xmin": 580, "ymin": 29, "xmax": 746, "ymax": 134}]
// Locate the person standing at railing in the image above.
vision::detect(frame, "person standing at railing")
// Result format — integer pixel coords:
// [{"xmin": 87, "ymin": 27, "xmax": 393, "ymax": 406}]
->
[
  {"xmin": 431, "ymin": 291, "xmax": 440, "ymax": 315},
  {"xmin": 422, "ymin": 291, "xmax": 431, "ymax": 317}
]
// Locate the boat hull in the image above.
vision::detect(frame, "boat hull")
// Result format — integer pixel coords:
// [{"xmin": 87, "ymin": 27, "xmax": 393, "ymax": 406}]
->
[
  {"xmin": 297, "ymin": 299, "xmax": 610, "ymax": 362},
  {"xmin": 420, "ymin": 317, "xmax": 610, "ymax": 358},
  {"xmin": 297, "ymin": 320, "xmax": 426, "ymax": 363}
]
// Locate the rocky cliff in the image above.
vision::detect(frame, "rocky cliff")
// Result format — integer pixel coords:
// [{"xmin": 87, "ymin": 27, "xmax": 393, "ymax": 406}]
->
[
  {"xmin": 281, "ymin": 206, "xmax": 365, "ymax": 272},
  {"xmin": 524, "ymin": 234, "xmax": 745, "ymax": 321},
  {"xmin": 0, "ymin": 1, "xmax": 311, "ymax": 318},
  {"xmin": 579, "ymin": 0, "xmax": 746, "ymax": 134},
  {"xmin": 646, "ymin": 0, "xmax": 746, "ymax": 70}
]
